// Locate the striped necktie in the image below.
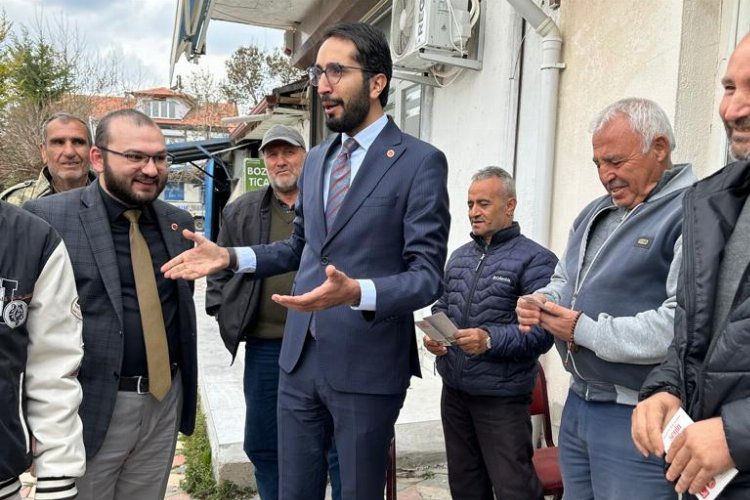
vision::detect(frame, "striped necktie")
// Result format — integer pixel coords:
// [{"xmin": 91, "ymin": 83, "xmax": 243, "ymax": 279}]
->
[{"xmin": 326, "ymin": 137, "xmax": 358, "ymax": 230}]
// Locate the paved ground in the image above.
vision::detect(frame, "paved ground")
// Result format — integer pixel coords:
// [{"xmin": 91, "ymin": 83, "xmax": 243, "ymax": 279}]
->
[{"xmin": 20, "ymin": 276, "xmax": 452, "ymax": 499}]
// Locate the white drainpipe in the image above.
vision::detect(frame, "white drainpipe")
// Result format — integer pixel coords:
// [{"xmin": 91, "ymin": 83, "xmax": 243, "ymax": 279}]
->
[{"xmin": 506, "ymin": 0, "xmax": 564, "ymax": 246}]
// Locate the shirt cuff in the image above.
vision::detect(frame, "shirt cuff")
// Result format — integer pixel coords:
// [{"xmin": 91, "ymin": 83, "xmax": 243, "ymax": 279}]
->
[
  {"xmin": 571, "ymin": 313, "xmax": 596, "ymax": 349},
  {"xmin": 236, "ymin": 247, "xmax": 257, "ymax": 273},
  {"xmin": 351, "ymin": 279, "xmax": 376, "ymax": 311}
]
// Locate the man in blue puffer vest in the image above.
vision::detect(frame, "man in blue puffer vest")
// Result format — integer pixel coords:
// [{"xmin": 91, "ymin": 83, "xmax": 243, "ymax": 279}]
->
[{"xmin": 423, "ymin": 166, "xmax": 557, "ymax": 500}]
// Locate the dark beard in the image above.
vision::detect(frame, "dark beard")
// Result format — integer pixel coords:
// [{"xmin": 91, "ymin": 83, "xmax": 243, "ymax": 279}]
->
[
  {"xmin": 102, "ymin": 159, "xmax": 166, "ymax": 206},
  {"xmin": 324, "ymin": 82, "xmax": 371, "ymax": 134}
]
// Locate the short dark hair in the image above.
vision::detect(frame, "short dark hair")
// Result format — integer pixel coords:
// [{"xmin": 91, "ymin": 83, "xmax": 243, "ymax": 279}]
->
[
  {"xmin": 322, "ymin": 22, "xmax": 392, "ymax": 108},
  {"xmin": 95, "ymin": 109, "xmax": 158, "ymax": 148},
  {"xmin": 41, "ymin": 112, "xmax": 92, "ymax": 145}
]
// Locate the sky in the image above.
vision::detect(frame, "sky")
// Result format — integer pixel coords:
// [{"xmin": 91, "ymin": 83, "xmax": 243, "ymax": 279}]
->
[{"xmin": 3, "ymin": 0, "xmax": 284, "ymax": 91}]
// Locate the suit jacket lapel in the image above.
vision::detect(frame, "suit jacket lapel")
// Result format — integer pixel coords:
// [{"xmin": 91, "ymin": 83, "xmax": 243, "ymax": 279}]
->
[
  {"xmin": 79, "ymin": 183, "xmax": 124, "ymax": 324},
  {"xmin": 309, "ymin": 136, "xmax": 339, "ymax": 245},
  {"xmin": 153, "ymin": 200, "xmax": 189, "ymax": 259},
  {"xmin": 325, "ymin": 121, "xmax": 405, "ymax": 244}
]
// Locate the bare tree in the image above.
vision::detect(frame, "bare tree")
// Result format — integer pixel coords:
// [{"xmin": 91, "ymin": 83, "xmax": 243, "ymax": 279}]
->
[
  {"xmin": 0, "ymin": 10, "xmax": 150, "ymax": 190},
  {"xmin": 220, "ymin": 45, "xmax": 304, "ymax": 112}
]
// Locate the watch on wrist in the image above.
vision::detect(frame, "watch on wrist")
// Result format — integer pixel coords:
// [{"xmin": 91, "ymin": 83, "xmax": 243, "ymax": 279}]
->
[
  {"xmin": 226, "ymin": 247, "xmax": 238, "ymax": 271},
  {"xmin": 485, "ymin": 333, "xmax": 492, "ymax": 352}
]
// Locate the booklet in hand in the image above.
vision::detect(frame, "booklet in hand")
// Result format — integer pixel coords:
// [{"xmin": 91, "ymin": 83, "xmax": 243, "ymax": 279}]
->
[
  {"xmin": 416, "ymin": 312, "xmax": 458, "ymax": 346},
  {"xmin": 662, "ymin": 408, "xmax": 737, "ymax": 500}
]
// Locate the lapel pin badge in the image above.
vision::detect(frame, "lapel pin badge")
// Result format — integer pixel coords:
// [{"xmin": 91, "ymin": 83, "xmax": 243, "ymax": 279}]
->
[
  {"xmin": 386, "ymin": 149, "xmax": 395, "ymax": 158},
  {"xmin": 171, "ymin": 223, "xmax": 179, "ymax": 231}
]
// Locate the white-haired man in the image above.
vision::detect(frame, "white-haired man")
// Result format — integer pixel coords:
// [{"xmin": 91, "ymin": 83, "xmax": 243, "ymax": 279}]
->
[{"xmin": 517, "ymin": 97, "xmax": 697, "ymax": 499}]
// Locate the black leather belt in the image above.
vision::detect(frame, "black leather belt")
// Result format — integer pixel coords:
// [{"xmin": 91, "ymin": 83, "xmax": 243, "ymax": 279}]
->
[{"xmin": 119, "ymin": 364, "xmax": 178, "ymax": 394}]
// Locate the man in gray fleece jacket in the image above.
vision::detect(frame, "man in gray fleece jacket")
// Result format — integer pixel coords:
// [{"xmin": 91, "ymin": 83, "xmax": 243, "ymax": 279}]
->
[{"xmin": 516, "ymin": 98, "xmax": 697, "ymax": 500}]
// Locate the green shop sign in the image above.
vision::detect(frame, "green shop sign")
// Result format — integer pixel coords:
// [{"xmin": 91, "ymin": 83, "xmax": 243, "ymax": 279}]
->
[{"xmin": 245, "ymin": 158, "xmax": 269, "ymax": 192}]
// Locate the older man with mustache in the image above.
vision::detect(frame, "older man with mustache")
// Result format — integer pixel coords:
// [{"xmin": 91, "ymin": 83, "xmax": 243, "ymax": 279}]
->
[{"xmin": 516, "ymin": 98, "xmax": 697, "ymax": 500}]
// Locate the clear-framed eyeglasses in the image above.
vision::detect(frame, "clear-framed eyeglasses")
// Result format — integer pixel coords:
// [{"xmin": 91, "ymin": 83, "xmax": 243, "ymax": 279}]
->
[
  {"xmin": 306, "ymin": 63, "xmax": 373, "ymax": 86},
  {"xmin": 98, "ymin": 146, "xmax": 174, "ymax": 167}
]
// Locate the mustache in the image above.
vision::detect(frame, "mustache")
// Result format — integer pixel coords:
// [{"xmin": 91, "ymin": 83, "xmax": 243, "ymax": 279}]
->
[
  {"xmin": 726, "ymin": 116, "xmax": 750, "ymax": 133},
  {"xmin": 321, "ymin": 96, "xmax": 344, "ymax": 106},
  {"xmin": 607, "ymin": 180, "xmax": 627, "ymax": 191}
]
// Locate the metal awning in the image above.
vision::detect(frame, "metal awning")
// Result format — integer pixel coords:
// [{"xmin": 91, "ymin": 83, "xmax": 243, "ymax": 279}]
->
[
  {"xmin": 169, "ymin": 0, "xmax": 317, "ymax": 82},
  {"xmin": 167, "ymin": 138, "xmax": 245, "ymax": 164}
]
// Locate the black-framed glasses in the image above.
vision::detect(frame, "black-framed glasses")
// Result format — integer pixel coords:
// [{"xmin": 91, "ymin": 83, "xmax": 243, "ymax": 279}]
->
[
  {"xmin": 98, "ymin": 146, "xmax": 173, "ymax": 167},
  {"xmin": 306, "ymin": 63, "xmax": 373, "ymax": 86}
]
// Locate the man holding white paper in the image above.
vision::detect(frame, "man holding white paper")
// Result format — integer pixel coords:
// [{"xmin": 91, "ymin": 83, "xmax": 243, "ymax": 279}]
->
[
  {"xmin": 516, "ymin": 98, "xmax": 697, "ymax": 500},
  {"xmin": 423, "ymin": 167, "xmax": 556, "ymax": 499},
  {"xmin": 632, "ymin": 34, "xmax": 750, "ymax": 499}
]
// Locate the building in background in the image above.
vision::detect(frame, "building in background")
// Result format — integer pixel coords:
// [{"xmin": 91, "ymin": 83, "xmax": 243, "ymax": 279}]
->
[
  {"xmin": 90, "ymin": 87, "xmax": 239, "ymax": 231},
  {"xmin": 170, "ymin": 0, "xmax": 747, "ymax": 437}
]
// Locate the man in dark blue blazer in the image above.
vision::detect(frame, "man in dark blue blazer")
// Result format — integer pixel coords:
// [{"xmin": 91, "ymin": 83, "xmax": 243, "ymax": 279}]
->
[
  {"xmin": 164, "ymin": 22, "xmax": 450, "ymax": 500},
  {"xmin": 26, "ymin": 109, "xmax": 197, "ymax": 499}
]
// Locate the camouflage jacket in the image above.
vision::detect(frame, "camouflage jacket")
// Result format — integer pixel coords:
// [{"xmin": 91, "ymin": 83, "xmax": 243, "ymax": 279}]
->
[{"xmin": 0, "ymin": 167, "xmax": 96, "ymax": 205}]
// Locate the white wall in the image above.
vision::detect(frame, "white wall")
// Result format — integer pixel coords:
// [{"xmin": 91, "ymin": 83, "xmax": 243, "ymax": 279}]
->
[
  {"xmin": 429, "ymin": 0, "xmax": 524, "ymax": 254},
  {"xmin": 537, "ymin": 0, "xmax": 726, "ymax": 428}
]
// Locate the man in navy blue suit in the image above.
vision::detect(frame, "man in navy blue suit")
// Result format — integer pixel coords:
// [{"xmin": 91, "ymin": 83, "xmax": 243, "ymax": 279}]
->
[{"xmin": 164, "ymin": 22, "xmax": 450, "ymax": 500}]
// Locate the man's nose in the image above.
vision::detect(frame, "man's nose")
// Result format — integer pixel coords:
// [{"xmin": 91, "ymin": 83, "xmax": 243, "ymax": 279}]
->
[
  {"xmin": 62, "ymin": 140, "xmax": 77, "ymax": 156},
  {"xmin": 318, "ymin": 74, "xmax": 333, "ymax": 95},
  {"xmin": 142, "ymin": 158, "xmax": 159, "ymax": 175},
  {"xmin": 724, "ymin": 90, "xmax": 750, "ymax": 123}
]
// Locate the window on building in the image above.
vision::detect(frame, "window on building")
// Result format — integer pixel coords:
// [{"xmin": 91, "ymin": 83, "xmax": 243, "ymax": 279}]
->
[{"xmin": 149, "ymin": 100, "xmax": 176, "ymax": 119}]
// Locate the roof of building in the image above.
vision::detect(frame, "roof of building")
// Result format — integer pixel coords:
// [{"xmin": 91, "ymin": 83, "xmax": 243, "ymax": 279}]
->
[{"xmin": 88, "ymin": 91, "xmax": 238, "ymax": 130}]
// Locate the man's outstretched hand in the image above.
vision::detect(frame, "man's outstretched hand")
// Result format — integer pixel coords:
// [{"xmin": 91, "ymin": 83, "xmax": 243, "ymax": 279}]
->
[
  {"xmin": 161, "ymin": 229, "xmax": 230, "ymax": 280},
  {"xmin": 273, "ymin": 265, "xmax": 361, "ymax": 312}
]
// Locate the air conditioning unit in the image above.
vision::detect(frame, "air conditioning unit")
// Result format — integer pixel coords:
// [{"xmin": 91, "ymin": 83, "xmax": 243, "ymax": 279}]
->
[{"xmin": 390, "ymin": 0, "xmax": 472, "ymax": 71}]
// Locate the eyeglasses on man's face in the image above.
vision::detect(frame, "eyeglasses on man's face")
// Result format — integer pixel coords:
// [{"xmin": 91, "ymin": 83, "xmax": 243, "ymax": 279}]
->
[
  {"xmin": 98, "ymin": 146, "xmax": 174, "ymax": 167},
  {"xmin": 306, "ymin": 63, "xmax": 373, "ymax": 86}
]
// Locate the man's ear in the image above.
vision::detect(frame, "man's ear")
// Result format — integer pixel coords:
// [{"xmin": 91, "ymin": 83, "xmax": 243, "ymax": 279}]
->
[
  {"xmin": 506, "ymin": 197, "xmax": 517, "ymax": 217},
  {"xmin": 90, "ymin": 147, "xmax": 105, "ymax": 175},
  {"xmin": 39, "ymin": 143, "xmax": 48, "ymax": 165},
  {"xmin": 369, "ymin": 73, "xmax": 388, "ymax": 100},
  {"xmin": 651, "ymin": 135, "xmax": 670, "ymax": 162}
]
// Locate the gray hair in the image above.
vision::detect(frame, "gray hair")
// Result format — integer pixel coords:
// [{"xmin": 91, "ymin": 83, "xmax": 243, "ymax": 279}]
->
[
  {"xmin": 95, "ymin": 109, "xmax": 158, "ymax": 148},
  {"xmin": 471, "ymin": 166, "xmax": 516, "ymax": 199},
  {"xmin": 590, "ymin": 98, "xmax": 676, "ymax": 153},
  {"xmin": 41, "ymin": 112, "xmax": 92, "ymax": 145}
]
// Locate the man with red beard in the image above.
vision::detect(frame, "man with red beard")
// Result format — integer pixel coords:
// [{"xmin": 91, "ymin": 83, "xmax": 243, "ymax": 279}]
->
[
  {"xmin": 24, "ymin": 109, "xmax": 197, "ymax": 500},
  {"xmin": 163, "ymin": 22, "xmax": 450, "ymax": 500}
]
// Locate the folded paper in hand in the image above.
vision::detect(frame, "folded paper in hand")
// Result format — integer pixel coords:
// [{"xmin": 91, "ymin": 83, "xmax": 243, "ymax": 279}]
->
[
  {"xmin": 416, "ymin": 312, "xmax": 458, "ymax": 346},
  {"xmin": 661, "ymin": 408, "xmax": 737, "ymax": 500}
]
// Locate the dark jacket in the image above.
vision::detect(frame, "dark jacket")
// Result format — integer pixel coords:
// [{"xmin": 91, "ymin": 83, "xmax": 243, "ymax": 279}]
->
[
  {"xmin": 206, "ymin": 187, "xmax": 273, "ymax": 360},
  {"xmin": 641, "ymin": 160, "xmax": 750, "ymax": 497},
  {"xmin": 25, "ymin": 183, "xmax": 197, "ymax": 459},
  {"xmin": 433, "ymin": 223, "xmax": 556, "ymax": 397}
]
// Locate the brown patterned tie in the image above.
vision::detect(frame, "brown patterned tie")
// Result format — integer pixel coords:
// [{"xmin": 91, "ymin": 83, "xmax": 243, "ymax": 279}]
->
[{"xmin": 123, "ymin": 209, "xmax": 171, "ymax": 400}]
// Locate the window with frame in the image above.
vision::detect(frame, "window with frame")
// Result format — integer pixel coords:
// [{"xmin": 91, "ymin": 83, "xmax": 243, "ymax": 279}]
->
[{"xmin": 149, "ymin": 100, "xmax": 177, "ymax": 119}]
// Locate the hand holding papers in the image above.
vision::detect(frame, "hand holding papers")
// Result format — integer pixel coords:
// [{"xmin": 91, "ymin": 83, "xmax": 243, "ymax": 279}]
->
[
  {"xmin": 662, "ymin": 408, "xmax": 737, "ymax": 500},
  {"xmin": 416, "ymin": 312, "xmax": 458, "ymax": 346}
]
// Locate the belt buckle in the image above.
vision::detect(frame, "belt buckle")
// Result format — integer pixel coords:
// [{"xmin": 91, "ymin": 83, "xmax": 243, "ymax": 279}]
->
[{"xmin": 136, "ymin": 376, "xmax": 148, "ymax": 395}]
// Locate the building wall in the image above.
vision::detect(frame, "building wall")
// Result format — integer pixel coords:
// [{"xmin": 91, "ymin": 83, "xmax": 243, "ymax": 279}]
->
[
  {"xmin": 419, "ymin": 0, "xmax": 730, "ymax": 429},
  {"xmin": 539, "ymin": 0, "xmax": 726, "ymax": 427},
  {"xmin": 428, "ymin": 0, "xmax": 524, "ymax": 254}
]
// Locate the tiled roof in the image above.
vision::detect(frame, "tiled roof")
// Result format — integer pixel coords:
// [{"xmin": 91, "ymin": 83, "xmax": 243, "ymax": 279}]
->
[{"xmin": 87, "ymin": 92, "xmax": 238, "ymax": 130}]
